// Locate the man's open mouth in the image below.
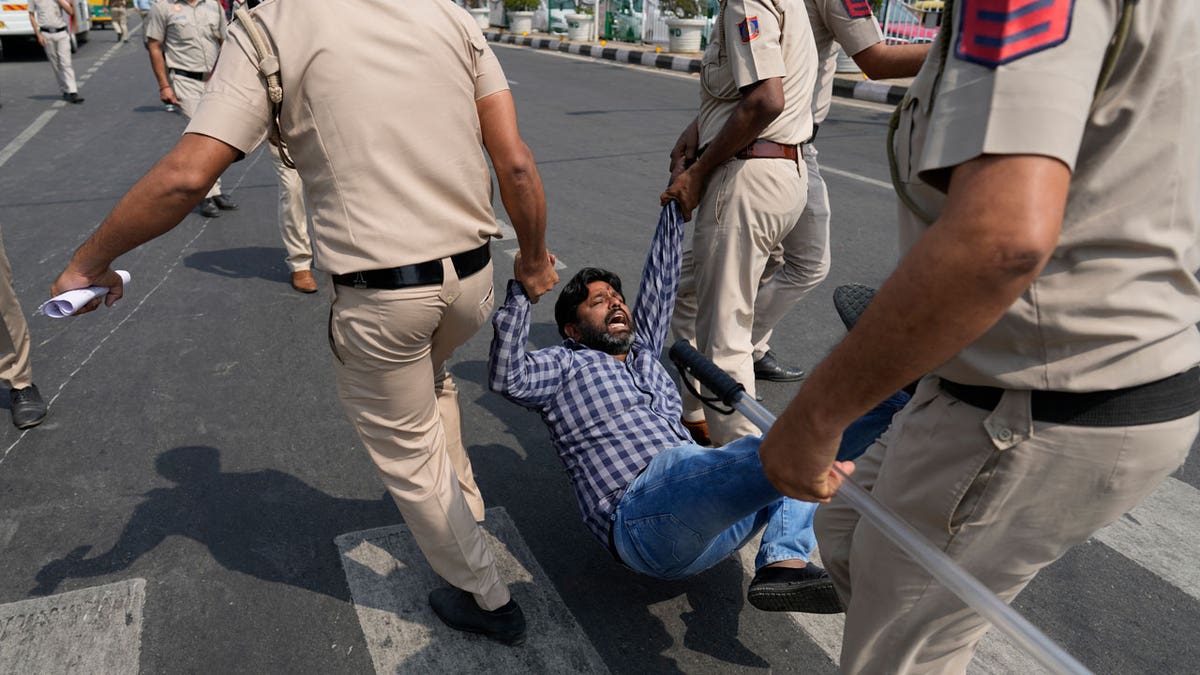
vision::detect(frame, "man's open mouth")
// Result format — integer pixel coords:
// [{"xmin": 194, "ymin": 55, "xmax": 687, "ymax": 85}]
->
[{"xmin": 607, "ymin": 309, "xmax": 630, "ymax": 332}]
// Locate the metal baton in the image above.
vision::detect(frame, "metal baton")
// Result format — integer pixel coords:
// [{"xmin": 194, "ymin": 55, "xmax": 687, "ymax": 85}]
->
[{"xmin": 668, "ymin": 339, "xmax": 1092, "ymax": 675}]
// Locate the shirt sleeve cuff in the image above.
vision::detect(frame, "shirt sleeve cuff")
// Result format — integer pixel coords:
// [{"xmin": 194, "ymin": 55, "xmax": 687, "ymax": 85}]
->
[
  {"xmin": 184, "ymin": 96, "xmax": 270, "ymax": 155},
  {"xmin": 838, "ymin": 19, "xmax": 884, "ymax": 55},
  {"xmin": 506, "ymin": 278, "xmax": 530, "ymax": 303}
]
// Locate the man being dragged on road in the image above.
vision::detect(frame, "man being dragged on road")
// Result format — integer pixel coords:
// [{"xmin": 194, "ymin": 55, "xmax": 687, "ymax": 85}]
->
[{"xmin": 489, "ymin": 202, "xmax": 886, "ymax": 613}]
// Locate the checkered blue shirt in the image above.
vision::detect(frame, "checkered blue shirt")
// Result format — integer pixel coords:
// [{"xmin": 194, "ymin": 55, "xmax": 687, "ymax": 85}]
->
[{"xmin": 489, "ymin": 205, "xmax": 693, "ymax": 544}]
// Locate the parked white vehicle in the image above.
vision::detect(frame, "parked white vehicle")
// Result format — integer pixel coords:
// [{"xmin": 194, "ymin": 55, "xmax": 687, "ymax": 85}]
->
[{"xmin": 0, "ymin": 0, "xmax": 91, "ymax": 56}]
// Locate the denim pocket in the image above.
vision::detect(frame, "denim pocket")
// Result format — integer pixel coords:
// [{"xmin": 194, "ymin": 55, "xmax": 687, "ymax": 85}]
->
[{"xmin": 625, "ymin": 513, "xmax": 703, "ymax": 579}]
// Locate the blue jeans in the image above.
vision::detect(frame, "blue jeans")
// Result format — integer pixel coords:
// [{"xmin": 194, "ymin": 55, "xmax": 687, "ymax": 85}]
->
[
  {"xmin": 839, "ymin": 390, "xmax": 911, "ymax": 462},
  {"xmin": 611, "ymin": 435, "xmax": 809, "ymax": 580},
  {"xmin": 610, "ymin": 391, "xmax": 910, "ymax": 581}
]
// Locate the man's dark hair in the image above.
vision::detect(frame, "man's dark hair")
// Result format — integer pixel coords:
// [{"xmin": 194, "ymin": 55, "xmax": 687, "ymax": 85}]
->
[{"xmin": 554, "ymin": 267, "xmax": 624, "ymax": 338}]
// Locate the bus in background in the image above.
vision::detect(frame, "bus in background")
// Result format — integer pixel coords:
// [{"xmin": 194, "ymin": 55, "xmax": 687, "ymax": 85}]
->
[{"xmin": 0, "ymin": 0, "xmax": 90, "ymax": 57}]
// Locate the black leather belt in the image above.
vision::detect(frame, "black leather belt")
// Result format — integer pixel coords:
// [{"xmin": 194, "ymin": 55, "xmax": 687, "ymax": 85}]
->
[
  {"xmin": 41, "ymin": 25, "xmax": 67, "ymax": 33},
  {"xmin": 332, "ymin": 242, "xmax": 491, "ymax": 290},
  {"xmin": 169, "ymin": 68, "xmax": 208, "ymax": 81},
  {"xmin": 939, "ymin": 367, "xmax": 1200, "ymax": 427},
  {"xmin": 806, "ymin": 123, "xmax": 819, "ymax": 144}
]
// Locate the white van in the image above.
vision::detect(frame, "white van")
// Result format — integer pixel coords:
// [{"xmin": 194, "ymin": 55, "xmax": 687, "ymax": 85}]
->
[{"xmin": 0, "ymin": 0, "xmax": 91, "ymax": 56}]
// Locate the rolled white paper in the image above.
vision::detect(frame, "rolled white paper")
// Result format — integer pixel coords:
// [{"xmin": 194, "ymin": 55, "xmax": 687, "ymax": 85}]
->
[{"xmin": 39, "ymin": 270, "xmax": 132, "ymax": 318}]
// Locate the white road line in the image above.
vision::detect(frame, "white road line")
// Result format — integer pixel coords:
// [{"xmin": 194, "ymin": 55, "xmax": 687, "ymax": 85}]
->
[
  {"xmin": 0, "ymin": 149, "xmax": 266, "ymax": 468},
  {"xmin": 336, "ymin": 508, "xmax": 608, "ymax": 673},
  {"xmin": 0, "ymin": 579, "xmax": 145, "ymax": 674},
  {"xmin": 0, "ymin": 38, "xmax": 128, "ymax": 170},
  {"xmin": 820, "ymin": 165, "xmax": 893, "ymax": 190},
  {"xmin": 0, "ymin": 111, "xmax": 57, "ymax": 169},
  {"xmin": 1094, "ymin": 476, "xmax": 1200, "ymax": 601},
  {"xmin": 502, "ymin": 247, "xmax": 567, "ymax": 270}
]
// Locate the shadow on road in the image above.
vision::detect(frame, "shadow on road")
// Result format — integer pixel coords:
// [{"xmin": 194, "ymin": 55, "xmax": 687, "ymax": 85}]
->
[
  {"xmin": 184, "ymin": 246, "xmax": 290, "ymax": 284},
  {"xmin": 31, "ymin": 445, "xmax": 399, "ymax": 602}
]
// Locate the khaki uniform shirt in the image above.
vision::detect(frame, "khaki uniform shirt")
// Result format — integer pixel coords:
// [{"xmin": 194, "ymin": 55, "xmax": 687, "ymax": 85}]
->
[
  {"xmin": 698, "ymin": 0, "xmax": 817, "ymax": 148},
  {"xmin": 145, "ymin": 0, "xmax": 225, "ymax": 73},
  {"xmin": 29, "ymin": 0, "xmax": 67, "ymax": 30},
  {"xmin": 806, "ymin": 0, "xmax": 883, "ymax": 124},
  {"xmin": 185, "ymin": 0, "xmax": 508, "ymax": 274},
  {"xmin": 894, "ymin": 0, "xmax": 1200, "ymax": 391}
]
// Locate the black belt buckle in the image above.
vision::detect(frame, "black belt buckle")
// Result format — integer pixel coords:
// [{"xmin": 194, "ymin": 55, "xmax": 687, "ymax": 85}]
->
[{"xmin": 352, "ymin": 272, "xmax": 367, "ymax": 289}]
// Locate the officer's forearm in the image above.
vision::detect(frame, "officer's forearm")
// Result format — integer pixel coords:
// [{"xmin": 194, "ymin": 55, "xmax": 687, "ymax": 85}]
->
[
  {"xmin": 497, "ymin": 154, "xmax": 547, "ymax": 261},
  {"xmin": 57, "ymin": 0, "xmax": 72, "ymax": 16},
  {"xmin": 69, "ymin": 135, "xmax": 238, "ymax": 275},
  {"xmin": 148, "ymin": 41, "xmax": 170, "ymax": 89},
  {"xmin": 690, "ymin": 78, "xmax": 784, "ymax": 179},
  {"xmin": 776, "ymin": 154, "xmax": 1069, "ymax": 438},
  {"xmin": 854, "ymin": 42, "xmax": 931, "ymax": 80}
]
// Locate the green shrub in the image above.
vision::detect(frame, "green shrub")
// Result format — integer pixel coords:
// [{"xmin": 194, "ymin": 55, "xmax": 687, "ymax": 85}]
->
[{"xmin": 505, "ymin": 0, "xmax": 542, "ymax": 12}]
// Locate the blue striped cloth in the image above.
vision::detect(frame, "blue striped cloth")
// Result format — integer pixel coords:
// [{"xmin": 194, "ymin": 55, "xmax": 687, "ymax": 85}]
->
[{"xmin": 489, "ymin": 204, "xmax": 694, "ymax": 544}]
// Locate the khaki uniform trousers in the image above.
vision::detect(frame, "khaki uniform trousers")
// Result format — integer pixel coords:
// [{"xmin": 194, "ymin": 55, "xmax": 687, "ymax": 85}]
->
[
  {"xmin": 170, "ymin": 74, "xmax": 220, "ymax": 199},
  {"xmin": 269, "ymin": 145, "xmax": 313, "ymax": 272},
  {"xmin": 0, "ymin": 226, "xmax": 33, "ymax": 390},
  {"xmin": 41, "ymin": 31, "xmax": 78, "ymax": 95},
  {"xmin": 671, "ymin": 156, "xmax": 806, "ymax": 444},
  {"xmin": 752, "ymin": 143, "xmax": 831, "ymax": 359},
  {"xmin": 815, "ymin": 377, "xmax": 1197, "ymax": 673},
  {"xmin": 328, "ymin": 259, "xmax": 508, "ymax": 610},
  {"xmin": 110, "ymin": 8, "xmax": 129, "ymax": 41}
]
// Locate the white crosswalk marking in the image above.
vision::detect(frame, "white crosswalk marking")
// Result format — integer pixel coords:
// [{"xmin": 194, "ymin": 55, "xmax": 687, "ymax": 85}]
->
[
  {"xmin": 335, "ymin": 508, "xmax": 608, "ymax": 674},
  {"xmin": 496, "ymin": 217, "xmax": 568, "ymax": 269},
  {"xmin": 0, "ymin": 579, "xmax": 145, "ymax": 674},
  {"xmin": 1094, "ymin": 477, "xmax": 1200, "ymax": 601}
]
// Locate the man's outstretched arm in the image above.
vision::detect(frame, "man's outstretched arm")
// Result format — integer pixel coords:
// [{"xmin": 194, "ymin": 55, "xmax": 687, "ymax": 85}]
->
[
  {"xmin": 51, "ymin": 134, "xmax": 239, "ymax": 311},
  {"xmin": 631, "ymin": 202, "xmax": 686, "ymax": 357},
  {"xmin": 488, "ymin": 280, "xmax": 569, "ymax": 409}
]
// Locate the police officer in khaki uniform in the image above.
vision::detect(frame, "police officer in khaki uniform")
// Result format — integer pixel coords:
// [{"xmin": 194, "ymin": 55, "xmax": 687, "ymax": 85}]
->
[
  {"xmin": 1, "ymin": 225, "xmax": 48, "ymax": 429},
  {"xmin": 760, "ymin": 1, "xmax": 1200, "ymax": 670},
  {"xmin": 107, "ymin": 0, "xmax": 130, "ymax": 43},
  {"xmin": 270, "ymin": 144, "xmax": 317, "ymax": 293},
  {"xmin": 145, "ymin": 0, "xmax": 238, "ymax": 218},
  {"xmin": 671, "ymin": 0, "xmax": 928, "ymax": 445},
  {"xmin": 28, "ymin": 0, "xmax": 84, "ymax": 103},
  {"xmin": 52, "ymin": 0, "xmax": 556, "ymax": 646},
  {"xmin": 661, "ymin": 0, "xmax": 818, "ymax": 446}
]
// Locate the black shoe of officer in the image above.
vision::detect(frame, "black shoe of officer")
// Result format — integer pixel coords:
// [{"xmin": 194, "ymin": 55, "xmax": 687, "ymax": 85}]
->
[
  {"xmin": 747, "ymin": 563, "xmax": 844, "ymax": 614},
  {"xmin": 753, "ymin": 351, "xmax": 805, "ymax": 382},
  {"xmin": 211, "ymin": 194, "xmax": 239, "ymax": 210},
  {"xmin": 64, "ymin": 92, "xmax": 84, "ymax": 104},
  {"xmin": 198, "ymin": 198, "xmax": 221, "ymax": 218},
  {"xmin": 10, "ymin": 385, "xmax": 48, "ymax": 429},
  {"xmin": 428, "ymin": 587, "xmax": 527, "ymax": 646}
]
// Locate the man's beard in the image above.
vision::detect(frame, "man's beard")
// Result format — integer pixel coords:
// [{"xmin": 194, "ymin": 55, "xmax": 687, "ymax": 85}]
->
[{"xmin": 577, "ymin": 313, "xmax": 635, "ymax": 356}]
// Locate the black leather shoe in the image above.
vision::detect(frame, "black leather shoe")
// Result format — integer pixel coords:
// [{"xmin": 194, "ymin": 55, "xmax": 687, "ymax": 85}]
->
[
  {"xmin": 65, "ymin": 92, "xmax": 84, "ymax": 104},
  {"xmin": 747, "ymin": 563, "xmax": 844, "ymax": 614},
  {"xmin": 10, "ymin": 385, "xmax": 48, "ymax": 429},
  {"xmin": 753, "ymin": 351, "xmax": 805, "ymax": 382},
  {"xmin": 833, "ymin": 283, "xmax": 877, "ymax": 331},
  {"xmin": 211, "ymin": 194, "xmax": 238, "ymax": 210},
  {"xmin": 428, "ymin": 588, "xmax": 527, "ymax": 646},
  {"xmin": 198, "ymin": 198, "xmax": 221, "ymax": 218}
]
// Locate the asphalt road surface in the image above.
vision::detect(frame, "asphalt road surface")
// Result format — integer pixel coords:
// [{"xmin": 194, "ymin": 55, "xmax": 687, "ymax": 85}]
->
[{"xmin": 1, "ymin": 29, "xmax": 1198, "ymax": 674}]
